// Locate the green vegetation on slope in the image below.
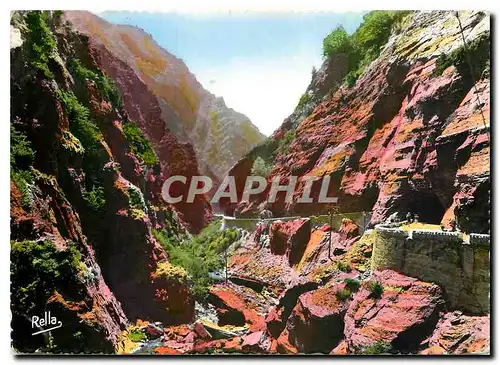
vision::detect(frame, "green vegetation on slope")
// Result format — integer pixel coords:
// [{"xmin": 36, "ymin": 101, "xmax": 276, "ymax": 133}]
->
[
  {"xmin": 128, "ymin": 330, "xmax": 146, "ymax": 343},
  {"xmin": 56, "ymin": 89, "xmax": 108, "ymax": 211},
  {"xmin": 247, "ymin": 128, "xmax": 296, "ymax": 175},
  {"xmin": 322, "ymin": 11, "xmax": 410, "ymax": 87},
  {"xmin": 360, "ymin": 341, "xmax": 392, "ymax": 354},
  {"xmin": 434, "ymin": 34, "xmax": 490, "ymax": 81},
  {"xmin": 10, "ymin": 240, "xmax": 82, "ymax": 351},
  {"xmin": 122, "ymin": 122, "xmax": 159, "ymax": 167},
  {"xmin": 11, "ymin": 125, "xmax": 36, "ymax": 208},
  {"xmin": 295, "ymin": 92, "xmax": 311, "ymax": 111},
  {"xmin": 251, "ymin": 156, "xmax": 272, "ymax": 178},
  {"xmin": 25, "ymin": 11, "xmax": 56, "ymax": 78},
  {"xmin": 276, "ymin": 129, "xmax": 296, "ymax": 156},
  {"xmin": 68, "ymin": 58, "xmax": 123, "ymax": 107},
  {"xmin": 11, "ymin": 240, "xmax": 82, "ymax": 315},
  {"xmin": 153, "ymin": 221, "xmax": 240, "ymax": 300},
  {"xmin": 366, "ymin": 280, "xmax": 384, "ymax": 299}
]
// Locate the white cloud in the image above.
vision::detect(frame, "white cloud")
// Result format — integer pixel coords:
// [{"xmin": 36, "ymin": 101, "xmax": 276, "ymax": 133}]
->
[{"xmin": 194, "ymin": 54, "xmax": 322, "ymax": 136}]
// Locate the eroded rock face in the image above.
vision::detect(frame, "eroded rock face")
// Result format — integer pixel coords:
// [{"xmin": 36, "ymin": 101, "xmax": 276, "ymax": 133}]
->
[
  {"xmin": 224, "ymin": 11, "xmax": 490, "ymax": 233},
  {"xmin": 420, "ymin": 311, "xmax": 489, "ymax": 354},
  {"xmin": 269, "ymin": 218, "xmax": 311, "ymax": 265},
  {"xmin": 342, "ymin": 270, "xmax": 445, "ymax": 353},
  {"xmin": 64, "ymin": 18, "xmax": 212, "ymax": 233},
  {"xmin": 209, "ymin": 283, "xmax": 269, "ymax": 332},
  {"xmin": 285, "ymin": 283, "xmax": 349, "ymax": 353},
  {"xmin": 10, "ymin": 175, "xmax": 127, "ymax": 353},
  {"xmin": 10, "ymin": 11, "xmax": 196, "ymax": 352}
]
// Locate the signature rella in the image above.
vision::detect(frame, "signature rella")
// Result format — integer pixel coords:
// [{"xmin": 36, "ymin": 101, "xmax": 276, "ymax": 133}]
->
[{"xmin": 161, "ymin": 175, "xmax": 339, "ymax": 204}]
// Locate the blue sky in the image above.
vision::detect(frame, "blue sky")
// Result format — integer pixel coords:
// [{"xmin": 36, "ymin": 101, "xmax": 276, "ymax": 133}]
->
[{"xmin": 100, "ymin": 11, "xmax": 365, "ymax": 135}]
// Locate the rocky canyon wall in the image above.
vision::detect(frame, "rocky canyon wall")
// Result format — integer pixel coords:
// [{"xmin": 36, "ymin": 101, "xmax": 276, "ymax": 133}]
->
[
  {"xmin": 64, "ymin": 11, "xmax": 265, "ymax": 181},
  {"xmin": 224, "ymin": 11, "xmax": 490, "ymax": 234}
]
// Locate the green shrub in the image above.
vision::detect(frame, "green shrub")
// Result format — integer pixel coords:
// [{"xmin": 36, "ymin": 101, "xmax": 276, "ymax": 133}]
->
[
  {"xmin": 53, "ymin": 10, "xmax": 63, "ymax": 19},
  {"xmin": 336, "ymin": 261, "xmax": 352, "ymax": 273},
  {"xmin": 11, "ymin": 125, "xmax": 35, "ymax": 168},
  {"xmin": 128, "ymin": 186, "xmax": 144, "ymax": 209},
  {"xmin": 11, "ymin": 170, "xmax": 33, "ymax": 209},
  {"xmin": 367, "ymin": 280, "xmax": 384, "ymax": 298},
  {"xmin": 360, "ymin": 341, "xmax": 391, "ymax": 355},
  {"xmin": 322, "ymin": 11, "xmax": 410, "ymax": 87},
  {"xmin": 11, "ymin": 125, "xmax": 36, "ymax": 208},
  {"xmin": 156, "ymin": 261, "xmax": 188, "ymax": 282},
  {"xmin": 322, "ymin": 25, "xmax": 353, "ymax": 59},
  {"xmin": 68, "ymin": 58, "xmax": 123, "ymax": 107},
  {"xmin": 11, "ymin": 240, "xmax": 81, "ymax": 316},
  {"xmin": 56, "ymin": 89, "xmax": 101, "ymax": 146},
  {"xmin": 248, "ymin": 136, "xmax": 279, "ymax": 166},
  {"xmin": 128, "ymin": 330, "xmax": 146, "ymax": 343},
  {"xmin": 296, "ymin": 92, "xmax": 311, "ymax": 110},
  {"xmin": 122, "ymin": 122, "xmax": 159, "ymax": 167},
  {"xmin": 83, "ymin": 185, "xmax": 106, "ymax": 211},
  {"xmin": 276, "ymin": 130, "xmax": 296, "ymax": 156},
  {"xmin": 154, "ymin": 221, "xmax": 240, "ymax": 300},
  {"xmin": 11, "ymin": 240, "xmax": 83, "ymax": 352},
  {"xmin": 251, "ymin": 156, "xmax": 272, "ymax": 178},
  {"xmin": 335, "ymin": 288, "xmax": 351, "ymax": 301},
  {"xmin": 25, "ymin": 11, "xmax": 56, "ymax": 78},
  {"xmin": 344, "ymin": 278, "xmax": 360, "ymax": 292}
]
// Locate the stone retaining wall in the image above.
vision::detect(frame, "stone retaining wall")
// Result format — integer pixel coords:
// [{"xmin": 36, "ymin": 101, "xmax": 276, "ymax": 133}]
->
[{"xmin": 371, "ymin": 223, "xmax": 490, "ymax": 314}]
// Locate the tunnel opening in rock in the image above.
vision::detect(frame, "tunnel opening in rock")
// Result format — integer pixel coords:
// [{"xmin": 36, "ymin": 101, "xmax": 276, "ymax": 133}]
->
[{"xmin": 407, "ymin": 191, "xmax": 445, "ymax": 224}]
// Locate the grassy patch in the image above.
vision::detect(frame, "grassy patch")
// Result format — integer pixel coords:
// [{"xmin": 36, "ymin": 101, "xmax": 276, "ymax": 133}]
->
[
  {"xmin": 153, "ymin": 221, "xmax": 240, "ymax": 300},
  {"xmin": 384, "ymin": 285, "xmax": 404, "ymax": 293},
  {"xmin": 335, "ymin": 288, "xmax": 352, "ymax": 301},
  {"xmin": 128, "ymin": 330, "xmax": 146, "ymax": 343},
  {"xmin": 336, "ymin": 261, "xmax": 352, "ymax": 273},
  {"xmin": 360, "ymin": 341, "xmax": 391, "ymax": 355},
  {"xmin": 344, "ymin": 278, "xmax": 361, "ymax": 292}
]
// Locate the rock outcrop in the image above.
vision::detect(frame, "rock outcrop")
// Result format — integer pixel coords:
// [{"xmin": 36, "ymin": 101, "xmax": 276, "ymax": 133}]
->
[
  {"xmin": 420, "ymin": 311, "xmax": 490, "ymax": 354},
  {"xmin": 64, "ymin": 11, "xmax": 264, "ymax": 181},
  {"xmin": 342, "ymin": 270, "xmax": 445, "ymax": 354}
]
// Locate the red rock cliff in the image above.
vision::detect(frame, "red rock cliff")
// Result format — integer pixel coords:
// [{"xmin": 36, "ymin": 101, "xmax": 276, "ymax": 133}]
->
[{"xmin": 224, "ymin": 11, "xmax": 490, "ymax": 233}]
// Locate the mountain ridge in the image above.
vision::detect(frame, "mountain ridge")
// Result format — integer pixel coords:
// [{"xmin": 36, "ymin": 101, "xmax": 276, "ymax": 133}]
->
[{"xmin": 64, "ymin": 10, "xmax": 265, "ymax": 180}]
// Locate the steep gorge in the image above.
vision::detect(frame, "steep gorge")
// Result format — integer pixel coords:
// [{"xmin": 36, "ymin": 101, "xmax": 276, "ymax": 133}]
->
[{"xmin": 64, "ymin": 11, "xmax": 265, "ymax": 182}]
